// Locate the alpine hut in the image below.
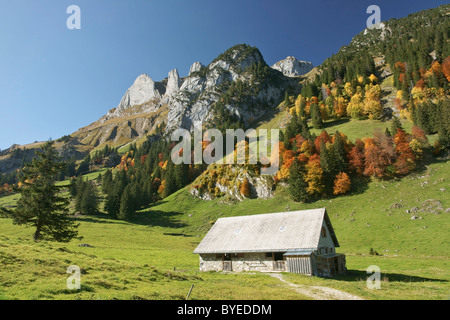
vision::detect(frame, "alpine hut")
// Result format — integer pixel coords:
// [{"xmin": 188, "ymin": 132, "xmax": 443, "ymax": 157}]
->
[{"xmin": 193, "ymin": 208, "xmax": 346, "ymax": 277}]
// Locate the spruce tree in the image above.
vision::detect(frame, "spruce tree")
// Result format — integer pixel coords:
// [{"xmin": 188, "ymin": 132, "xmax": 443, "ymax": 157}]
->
[
  {"xmin": 174, "ymin": 164, "xmax": 189, "ymax": 190},
  {"xmin": 332, "ymin": 131, "xmax": 347, "ymax": 173},
  {"xmin": 0, "ymin": 141, "xmax": 80, "ymax": 242},
  {"xmin": 391, "ymin": 116, "xmax": 404, "ymax": 136},
  {"xmin": 288, "ymin": 158, "xmax": 308, "ymax": 202},
  {"xmin": 310, "ymin": 102, "xmax": 324, "ymax": 129},
  {"xmin": 319, "ymin": 142, "xmax": 336, "ymax": 195},
  {"xmin": 118, "ymin": 185, "xmax": 135, "ymax": 221},
  {"xmin": 74, "ymin": 176, "xmax": 87, "ymax": 213},
  {"xmin": 102, "ymin": 169, "xmax": 113, "ymax": 194},
  {"xmin": 79, "ymin": 180, "xmax": 99, "ymax": 215},
  {"xmin": 105, "ymin": 170, "xmax": 127, "ymax": 219}
]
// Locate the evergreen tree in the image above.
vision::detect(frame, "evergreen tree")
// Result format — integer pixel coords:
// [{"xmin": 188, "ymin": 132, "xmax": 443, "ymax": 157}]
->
[
  {"xmin": 174, "ymin": 164, "xmax": 189, "ymax": 190},
  {"xmin": 284, "ymin": 91, "xmax": 291, "ymax": 109},
  {"xmin": 105, "ymin": 170, "xmax": 127, "ymax": 218},
  {"xmin": 79, "ymin": 180, "xmax": 99, "ymax": 215},
  {"xmin": 162, "ymin": 161, "xmax": 176, "ymax": 198},
  {"xmin": 319, "ymin": 142, "xmax": 337, "ymax": 195},
  {"xmin": 74, "ymin": 177, "xmax": 87, "ymax": 213},
  {"xmin": 102, "ymin": 169, "xmax": 113, "ymax": 194},
  {"xmin": 288, "ymin": 158, "xmax": 308, "ymax": 202},
  {"xmin": 0, "ymin": 141, "xmax": 80, "ymax": 242},
  {"xmin": 332, "ymin": 131, "xmax": 347, "ymax": 173},
  {"xmin": 391, "ymin": 116, "xmax": 404, "ymax": 136},
  {"xmin": 310, "ymin": 102, "xmax": 324, "ymax": 129},
  {"xmin": 118, "ymin": 185, "xmax": 135, "ymax": 221}
]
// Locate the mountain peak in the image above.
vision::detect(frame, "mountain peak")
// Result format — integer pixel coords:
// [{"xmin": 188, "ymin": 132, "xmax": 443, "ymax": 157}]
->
[
  {"xmin": 271, "ymin": 56, "xmax": 313, "ymax": 77},
  {"xmin": 109, "ymin": 73, "xmax": 161, "ymax": 118},
  {"xmin": 211, "ymin": 44, "xmax": 266, "ymax": 69}
]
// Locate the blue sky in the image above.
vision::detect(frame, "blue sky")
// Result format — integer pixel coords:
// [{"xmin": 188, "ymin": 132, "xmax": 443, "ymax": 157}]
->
[{"xmin": 0, "ymin": 0, "xmax": 447, "ymax": 150}]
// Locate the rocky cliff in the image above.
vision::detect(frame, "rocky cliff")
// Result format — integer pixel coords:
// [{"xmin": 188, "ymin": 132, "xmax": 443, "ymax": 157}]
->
[
  {"xmin": 271, "ymin": 56, "xmax": 313, "ymax": 77},
  {"xmin": 76, "ymin": 44, "xmax": 296, "ymax": 148},
  {"xmin": 0, "ymin": 44, "xmax": 301, "ymax": 172}
]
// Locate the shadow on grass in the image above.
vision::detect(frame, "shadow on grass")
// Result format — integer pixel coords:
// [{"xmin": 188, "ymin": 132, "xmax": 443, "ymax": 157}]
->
[
  {"xmin": 131, "ymin": 209, "xmax": 188, "ymax": 229},
  {"xmin": 335, "ymin": 269, "xmax": 448, "ymax": 283},
  {"xmin": 73, "ymin": 207, "xmax": 187, "ymax": 230},
  {"xmin": 321, "ymin": 118, "xmax": 351, "ymax": 130}
]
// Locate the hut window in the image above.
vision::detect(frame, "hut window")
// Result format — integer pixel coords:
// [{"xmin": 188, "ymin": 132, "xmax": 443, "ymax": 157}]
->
[
  {"xmin": 235, "ymin": 253, "xmax": 244, "ymax": 258},
  {"xmin": 321, "ymin": 227, "xmax": 327, "ymax": 237},
  {"xmin": 274, "ymin": 252, "xmax": 284, "ymax": 261},
  {"xmin": 265, "ymin": 252, "xmax": 273, "ymax": 258},
  {"xmin": 215, "ymin": 254, "xmax": 223, "ymax": 259}
]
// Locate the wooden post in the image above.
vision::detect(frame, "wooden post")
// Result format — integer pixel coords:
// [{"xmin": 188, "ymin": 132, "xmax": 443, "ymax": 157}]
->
[{"xmin": 186, "ymin": 284, "xmax": 194, "ymax": 300}]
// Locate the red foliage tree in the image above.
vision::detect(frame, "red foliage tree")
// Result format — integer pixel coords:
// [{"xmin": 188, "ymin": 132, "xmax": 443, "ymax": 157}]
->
[
  {"xmin": 394, "ymin": 129, "xmax": 416, "ymax": 175},
  {"xmin": 314, "ymin": 131, "xmax": 332, "ymax": 153},
  {"xmin": 363, "ymin": 138, "xmax": 387, "ymax": 178},
  {"xmin": 443, "ymin": 56, "xmax": 450, "ymax": 82},
  {"xmin": 348, "ymin": 139, "xmax": 365, "ymax": 176}
]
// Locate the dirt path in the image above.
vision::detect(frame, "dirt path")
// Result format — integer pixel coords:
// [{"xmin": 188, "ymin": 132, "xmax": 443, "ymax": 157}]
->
[{"xmin": 268, "ymin": 273, "xmax": 364, "ymax": 300}]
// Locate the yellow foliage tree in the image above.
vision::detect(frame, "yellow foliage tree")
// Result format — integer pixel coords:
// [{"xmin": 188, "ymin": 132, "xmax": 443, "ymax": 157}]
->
[
  {"xmin": 347, "ymin": 92, "xmax": 364, "ymax": 119},
  {"xmin": 369, "ymin": 74, "xmax": 378, "ymax": 84},
  {"xmin": 305, "ymin": 158, "xmax": 324, "ymax": 196},
  {"xmin": 363, "ymin": 84, "xmax": 382, "ymax": 120},
  {"xmin": 333, "ymin": 172, "xmax": 351, "ymax": 195}
]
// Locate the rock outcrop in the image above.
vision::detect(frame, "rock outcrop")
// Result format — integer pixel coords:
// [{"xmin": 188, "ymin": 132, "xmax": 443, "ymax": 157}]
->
[
  {"xmin": 107, "ymin": 74, "xmax": 162, "ymax": 118},
  {"xmin": 271, "ymin": 56, "xmax": 313, "ymax": 77},
  {"xmin": 164, "ymin": 44, "xmax": 293, "ymax": 133},
  {"xmin": 165, "ymin": 68, "xmax": 182, "ymax": 97},
  {"xmin": 29, "ymin": 44, "xmax": 297, "ymax": 171},
  {"xmin": 188, "ymin": 62, "xmax": 204, "ymax": 76}
]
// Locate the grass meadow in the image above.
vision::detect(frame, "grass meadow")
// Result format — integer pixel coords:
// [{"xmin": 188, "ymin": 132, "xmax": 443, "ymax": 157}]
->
[
  {"xmin": 0, "ymin": 114, "xmax": 448, "ymax": 300},
  {"xmin": 0, "ymin": 157, "xmax": 448, "ymax": 300}
]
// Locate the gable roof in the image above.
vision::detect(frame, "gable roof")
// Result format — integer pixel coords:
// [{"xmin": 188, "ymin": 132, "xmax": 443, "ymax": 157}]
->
[{"xmin": 193, "ymin": 208, "xmax": 339, "ymax": 254}]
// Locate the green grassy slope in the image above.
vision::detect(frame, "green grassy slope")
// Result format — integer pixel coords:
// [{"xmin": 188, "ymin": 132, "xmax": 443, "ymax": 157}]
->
[{"xmin": 1, "ymin": 157, "xmax": 448, "ymax": 300}]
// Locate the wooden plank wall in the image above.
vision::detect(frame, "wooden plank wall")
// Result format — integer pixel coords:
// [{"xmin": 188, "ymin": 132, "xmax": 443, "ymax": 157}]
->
[{"xmin": 286, "ymin": 256, "xmax": 312, "ymax": 275}]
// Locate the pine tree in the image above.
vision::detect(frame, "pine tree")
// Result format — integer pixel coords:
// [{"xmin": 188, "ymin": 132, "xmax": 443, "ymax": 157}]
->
[
  {"xmin": 74, "ymin": 176, "xmax": 87, "ymax": 213},
  {"xmin": 288, "ymin": 158, "xmax": 308, "ymax": 202},
  {"xmin": 284, "ymin": 91, "xmax": 291, "ymax": 109},
  {"xmin": 174, "ymin": 164, "xmax": 189, "ymax": 190},
  {"xmin": 101, "ymin": 169, "xmax": 113, "ymax": 194},
  {"xmin": 391, "ymin": 116, "xmax": 403, "ymax": 136},
  {"xmin": 79, "ymin": 180, "xmax": 99, "ymax": 215},
  {"xmin": 162, "ymin": 161, "xmax": 176, "ymax": 198},
  {"xmin": 332, "ymin": 131, "xmax": 347, "ymax": 174},
  {"xmin": 105, "ymin": 170, "xmax": 127, "ymax": 218},
  {"xmin": 319, "ymin": 142, "xmax": 336, "ymax": 195},
  {"xmin": 0, "ymin": 141, "xmax": 80, "ymax": 242},
  {"xmin": 310, "ymin": 102, "xmax": 324, "ymax": 129},
  {"xmin": 118, "ymin": 185, "xmax": 135, "ymax": 221}
]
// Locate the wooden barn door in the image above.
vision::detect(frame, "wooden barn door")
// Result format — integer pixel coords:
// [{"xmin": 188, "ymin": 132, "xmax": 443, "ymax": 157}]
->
[
  {"xmin": 273, "ymin": 252, "xmax": 286, "ymax": 271},
  {"xmin": 223, "ymin": 254, "xmax": 232, "ymax": 271}
]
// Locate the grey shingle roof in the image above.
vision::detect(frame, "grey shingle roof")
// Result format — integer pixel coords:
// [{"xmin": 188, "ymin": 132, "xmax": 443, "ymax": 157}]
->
[{"xmin": 193, "ymin": 208, "xmax": 339, "ymax": 254}]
